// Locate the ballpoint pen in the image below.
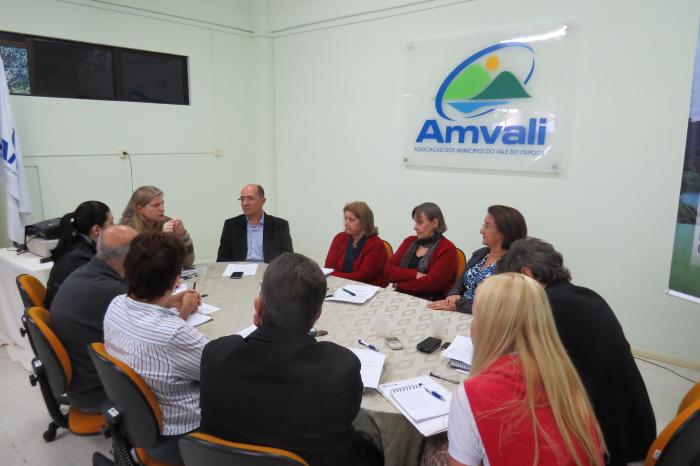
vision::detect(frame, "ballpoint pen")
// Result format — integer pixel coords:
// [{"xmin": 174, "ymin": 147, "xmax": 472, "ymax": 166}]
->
[
  {"xmin": 358, "ymin": 339, "xmax": 379, "ymax": 351},
  {"xmin": 419, "ymin": 383, "xmax": 446, "ymax": 401},
  {"xmin": 192, "ymin": 281, "xmax": 197, "ymax": 291},
  {"xmin": 342, "ymin": 288, "xmax": 356, "ymax": 296},
  {"xmin": 429, "ymin": 372, "xmax": 459, "ymax": 384}
]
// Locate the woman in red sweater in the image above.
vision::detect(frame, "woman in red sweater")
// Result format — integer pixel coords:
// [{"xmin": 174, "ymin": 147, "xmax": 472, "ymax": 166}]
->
[
  {"xmin": 324, "ymin": 201, "xmax": 388, "ymax": 286},
  {"xmin": 447, "ymin": 273, "xmax": 605, "ymax": 466},
  {"xmin": 383, "ymin": 202, "xmax": 457, "ymax": 300}
]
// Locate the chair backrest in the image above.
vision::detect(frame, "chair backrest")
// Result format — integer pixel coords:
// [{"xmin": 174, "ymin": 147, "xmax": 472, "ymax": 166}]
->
[
  {"xmin": 454, "ymin": 247, "xmax": 466, "ymax": 285},
  {"xmin": 678, "ymin": 381, "xmax": 700, "ymax": 414},
  {"xmin": 646, "ymin": 399, "xmax": 700, "ymax": 466},
  {"xmin": 382, "ymin": 240, "xmax": 393, "ymax": 259},
  {"xmin": 88, "ymin": 343, "xmax": 163, "ymax": 448},
  {"xmin": 179, "ymin": 432, "xmax": 309, "ymax": 466},
  {"xmin": 17, "ymin": 274, "xmax": 47, "ymax": 309},
  {"xmin": 25, "ymin": 306, "xmax": 71, "ymax": 397}
]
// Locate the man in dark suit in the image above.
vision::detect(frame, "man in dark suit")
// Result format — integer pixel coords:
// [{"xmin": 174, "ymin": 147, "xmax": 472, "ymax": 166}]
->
[
  {"xmin": 216, "ymin": 184, "xmax": 293, "ymax": 262},
  {"xmin": 497, "ymin": 237, "xmax": 656, "ymax": 466},
  {"xmin": 199, "ymin": 253, "xmax": 382, "ymax": 466}
]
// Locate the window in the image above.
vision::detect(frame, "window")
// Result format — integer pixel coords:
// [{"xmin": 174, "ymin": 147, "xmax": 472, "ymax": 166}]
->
[{"xmin": 0, "ymin": 31, "xmax": 189, "ymax": 105}]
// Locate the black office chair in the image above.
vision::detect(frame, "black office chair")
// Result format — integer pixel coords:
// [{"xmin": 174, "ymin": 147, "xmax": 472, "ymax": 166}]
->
[
  {"xmin": 645, "ymin": 387, "xmax": 700, "ymax": 465},
  {"xmin": 88, "ymin": 342, "xmax": 176, "ymax": 466},
  {"xmin": 179, "ymin": 432, "xmax": 309, "ymax": 466},
  {"xmin": 23, "ymin": 306, "xmax": 104, "ymax": 441}
]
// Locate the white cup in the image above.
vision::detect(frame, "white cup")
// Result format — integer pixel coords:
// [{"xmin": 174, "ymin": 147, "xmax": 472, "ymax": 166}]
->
[
  {"xmin": 430, "ymin": 315, "xmax": 447, "ymax": 338},
  {"xmin": 375, "ymin": 314, "xmax": 390, "ymax": 338},
  {"xmin": 196, "ymin": 265, "xmax": 209, "ymax": 281}
]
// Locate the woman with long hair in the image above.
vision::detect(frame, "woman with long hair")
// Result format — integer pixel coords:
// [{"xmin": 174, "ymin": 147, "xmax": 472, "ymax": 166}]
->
[
  {"xmin": 44, "ymin": 200, "xmax": 112, "ymax": 308},
  {"xmin": 120, "ymin": 185, "xmax": 195, "ymax": 266},
  {"xmin": 447, "ymin": 273, "xmax": 605, "ymax": 466}
]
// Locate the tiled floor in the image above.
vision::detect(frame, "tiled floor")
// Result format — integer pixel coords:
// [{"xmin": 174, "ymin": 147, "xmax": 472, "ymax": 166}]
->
[{"xmin": 0, "ymin": 347, "xmax": 697, "ymax": 465}]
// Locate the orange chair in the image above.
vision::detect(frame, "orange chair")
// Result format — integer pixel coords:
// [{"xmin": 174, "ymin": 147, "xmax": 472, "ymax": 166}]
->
[
  {"xmin": 16, "ymin": 273, "xmax": 47, "ymax": 308},
  {"xmin": 678, "ymin": 381, "xmax": 700, "ymax": 413},
  {"xmin": 17, "ymin": 274, "xmax": 47, "ymax": 357},
  {"xmin": 382, "ymin": 240, "xmax": 393, "ymax": 260},
  {"xmin": 179, "ymin": 432, "xmax": 309, "ymax": 466},
  {"xmin": 454, "ymin": 248, "xmax": 466, "ymax": 285},
  {"xmin": 24, "ymin": 307, "xmax": 104, "ymax": 441},
  {"xmin": 645, "ymin": 385, "xmax": 700, "ymax": 465},
  {"xmin": 88, "ymin": 343, "xmax": 177, "ymax": 466}
]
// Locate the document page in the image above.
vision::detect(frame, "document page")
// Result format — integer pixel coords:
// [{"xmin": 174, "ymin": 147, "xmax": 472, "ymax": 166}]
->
[
  {"xmin": 348, "ymin": 347, "xmax": 386, "ymax": 389},
  {"xmin": 222, "ymin": 263, "xmax": 259, "ymax": 276}
]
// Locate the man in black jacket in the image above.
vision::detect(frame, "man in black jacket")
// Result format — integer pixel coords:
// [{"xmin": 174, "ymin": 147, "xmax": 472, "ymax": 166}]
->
[
  {"xmin": 200, "ymin": 252, "xmax": 382, "ymax": 466},
  {"xmin": 497, "ymin": 237, "xmax": 656, "ymax": 466},
  {"xmin": 216, "ymin": 184, "xmax": 293, "ymax": 262}
]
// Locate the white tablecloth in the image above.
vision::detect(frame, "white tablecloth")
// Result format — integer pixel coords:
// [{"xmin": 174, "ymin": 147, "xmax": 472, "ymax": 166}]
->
[{"xmin": 0, "ymin": 248, "xmax": 52, "ymax": 370}]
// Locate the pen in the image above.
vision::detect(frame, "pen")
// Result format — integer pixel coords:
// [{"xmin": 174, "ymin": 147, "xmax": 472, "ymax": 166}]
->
[
  {"xmin": 201, "ymin": 294, "xmax": 208, "ymax": 298},
  {"xmin": 342, "ymin": 288, "xmax": 356, "ymax": 296},
  {"xmin": 192, "ymin": 281, "xmax": 197, "ymax": 291},
  {"xmin": 430, "ymin": 372, "xmax": 459, "ymax": 384},
  {"xmin": 419, "ymin": 383, "xmax": 446, "ymax": 401},
  {"xmin": 358, "ymin": 339, "xmax": 379, "ymax": 351}
]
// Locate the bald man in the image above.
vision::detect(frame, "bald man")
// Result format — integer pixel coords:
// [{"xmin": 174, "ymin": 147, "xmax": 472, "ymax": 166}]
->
[{"xmin": 217, "ymin": 184, "xmax": 293, "ymax": 263}]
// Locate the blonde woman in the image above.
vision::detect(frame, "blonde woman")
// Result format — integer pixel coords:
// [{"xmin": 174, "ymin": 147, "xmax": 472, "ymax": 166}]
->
[
  {"xmin": 447, "ymin": 273, "xmax": 605, "ymax": 466},
  {"xmin": 120, "ymin": 186, "xmax": 195, "ymax": 266}
]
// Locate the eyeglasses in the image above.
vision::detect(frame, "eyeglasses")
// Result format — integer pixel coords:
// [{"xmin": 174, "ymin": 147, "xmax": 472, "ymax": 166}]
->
[{"xmin": 238, "ymin": 196, "xmax": 261, "ymax": 202}]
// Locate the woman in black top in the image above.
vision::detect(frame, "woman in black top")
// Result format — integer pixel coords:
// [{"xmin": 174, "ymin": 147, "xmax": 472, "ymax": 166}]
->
[{"xmin": 44, "ymin": 201, "xmax": 113, "ymax": 308}]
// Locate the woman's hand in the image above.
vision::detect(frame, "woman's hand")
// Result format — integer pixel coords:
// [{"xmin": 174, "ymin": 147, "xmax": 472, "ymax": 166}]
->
[
  {"xmin": 166, "ymin": 289, "xmax": 201, "ymax": 310},
  {"xmin": 178, "ymin": 292, "xmax": 201, "ymax": 320},
  {"xmin": 427, "ymin": 296, "xmax": 458, "ymax": 311},
  {"xmin": 416, "ymin": 271, "xmax": 426, "ymax": 279},
  {"xmin": 163, "ymin": 219, "xmax": 186, "ymax": 237}
]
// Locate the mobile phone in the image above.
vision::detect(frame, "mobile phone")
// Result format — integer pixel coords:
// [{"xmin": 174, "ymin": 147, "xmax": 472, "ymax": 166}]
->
[
  {"xmin": 416, "ymin": 336, "xmax": 442, "ymax": 354},
  {"xmin": 385, "ymin": 336, "xmax": 403, "ymax": 350},
  {"xmin": 230, "ymin": 271, "xmax": 243, "ymax": 279}
]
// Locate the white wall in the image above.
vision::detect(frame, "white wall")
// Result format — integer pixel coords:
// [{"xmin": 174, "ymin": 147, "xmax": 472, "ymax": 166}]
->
[
  {"xmin": 269, "ymin": 0, "xmax": 700, "ymax": 364},
  {"xmin": 0, "ymin": 0, "xmax": 262, "ymax": 263}
]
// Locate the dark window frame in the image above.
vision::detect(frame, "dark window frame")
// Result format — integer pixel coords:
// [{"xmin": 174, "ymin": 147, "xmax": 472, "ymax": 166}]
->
[{"xmin": 0, "ymin": 31, "xmax": 189, "ymax": 105}]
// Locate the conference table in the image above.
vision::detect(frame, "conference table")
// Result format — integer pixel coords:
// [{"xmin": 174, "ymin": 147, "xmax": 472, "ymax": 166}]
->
[{"xmin": 192, "ymin": 262, "xmax": 472, "ymax": 466}]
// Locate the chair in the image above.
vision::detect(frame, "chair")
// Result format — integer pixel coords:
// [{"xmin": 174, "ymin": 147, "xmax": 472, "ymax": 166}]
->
[
  {"xmin": 17, "ymin": 274, "xmax": 47, "ymax": 355},
  {"xmin": 382, "ymin": 240, "xmax": 393, "ymax": 259},
  {"xmin": 678, "ymin": 381, "xmax": 700, "ymax": 413},
  {"xmin": 645, "ymin": 387, "xmax": 700, "ymax": 465},
  {"xmin": 24, "ymin": 306, "xmax": 104, "ymax": 441},
  {"xmin": 454, "ymin": 248, "xmax": 466, "ymax": 285},
  {"xmin": 179, "ymin": 432, "xmax": 309, "ymax": 466},
  {"xmin": 88, "ymin": 342, "xmax": 176, "ymax": 466}
]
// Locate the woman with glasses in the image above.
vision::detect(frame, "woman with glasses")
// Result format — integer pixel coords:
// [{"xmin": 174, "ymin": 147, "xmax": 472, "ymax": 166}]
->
[
  {"xmin": 446, "ymin": 273, "xmax": 605, "ymax": 466},
  {"xmin": 427, "ymin": 205, "xmax": 526, "ymax": 313},
  {"xmin": 383, "ymin": 202, "xmax": 457, "ymax": 300},
  {"xmin": 120, "ymin": 185, "xmax": 195, "ymax": 267},
  {"xmin": 324, "ymin": 201, "xmax": 388, "ymax": 286},
  {"xmin": 44, "ymin": 200, "xmax": 113, "ymax": 308}
]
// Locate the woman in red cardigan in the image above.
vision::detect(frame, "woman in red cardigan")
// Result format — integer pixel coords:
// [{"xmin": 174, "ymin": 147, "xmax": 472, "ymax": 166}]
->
[
  {"xmin": 324, "ymin": 201, "xmax": 388, "ymax": 286},
  {"xmin": 383, "ymin": 202, "xmax": 457, "ymax": 300}
]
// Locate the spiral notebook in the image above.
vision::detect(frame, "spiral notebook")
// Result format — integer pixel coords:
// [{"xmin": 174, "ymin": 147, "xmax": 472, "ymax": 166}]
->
[{"xmin": 378, "ymin": 376, "xmax": 452, "ymax": 436}]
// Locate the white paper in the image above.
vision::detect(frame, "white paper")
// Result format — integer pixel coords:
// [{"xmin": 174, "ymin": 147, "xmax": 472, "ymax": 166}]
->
[
  {"xmin": 236, "ymin": 324, "xmax": 258, "ymax": 338},
  {"xmin": 326, "ymin": 284, "xmax": 380, "ymax": 304},
  {"xmin": 348, "ymin": 347, "xmax": 386, "ymax": 389},
  {"xmin": 321, "ymin": 267, "xmax": 333, "ymax": 276},
  {"xmin": 186, "ymin": 312, "xmax": 212, "ymax": 327},
  {"xmin": 222, "ymin": 263, "xmax": 259, "ymax": 277},
  {"xmin": 378, "ymin": 376, "xmax": 451, "ymax": 436},
  {"xmin": 197, "ymin": 303, "xmax": 221, "ymax": 315},
  {"xmin": 441, "ymin": 335, "xmax": 473, "ymax": 365}
]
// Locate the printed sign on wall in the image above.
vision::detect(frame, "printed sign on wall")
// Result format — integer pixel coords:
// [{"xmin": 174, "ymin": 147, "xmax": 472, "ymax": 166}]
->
[{"xmin": 403, "ymin": 24, "xmax": 574, "ymax": 174}]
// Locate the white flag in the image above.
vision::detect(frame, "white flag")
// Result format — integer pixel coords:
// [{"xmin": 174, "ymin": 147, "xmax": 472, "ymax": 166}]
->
[{"xmin": 0, "ymin": 54, "xmax": 31, "ymax": 244}]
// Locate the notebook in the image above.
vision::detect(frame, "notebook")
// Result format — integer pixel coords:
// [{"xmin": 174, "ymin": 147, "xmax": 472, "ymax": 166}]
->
[{"xmin": 378, "ymin": 375, "xmax": 452, "ymax": 436}]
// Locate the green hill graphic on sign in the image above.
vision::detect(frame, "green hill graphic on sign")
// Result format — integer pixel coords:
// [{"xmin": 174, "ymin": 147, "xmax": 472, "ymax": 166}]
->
[
  {"xmin": 472, "ymin": 71, "xmax": 530, "ymax": 99},
  {"xmin": 443, "ymin": 64, "xmax": 490, "ymax": 100}
]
